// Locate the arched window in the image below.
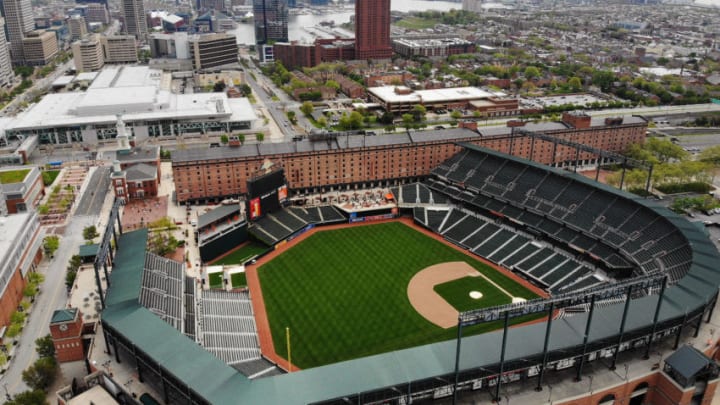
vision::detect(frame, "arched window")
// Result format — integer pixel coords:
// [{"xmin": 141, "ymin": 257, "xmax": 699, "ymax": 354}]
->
[{"xmin": 598, "ymin": 393, "xmax": 616, "ymax": 405}]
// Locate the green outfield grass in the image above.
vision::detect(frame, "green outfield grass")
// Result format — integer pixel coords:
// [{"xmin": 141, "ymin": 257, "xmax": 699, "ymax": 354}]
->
[
  {"xmin": 230, "ymin": 272, "xmax": 247, "ymax": 288},
  {"xmin": 212, "ymin": 242, "xmax": 268, "ymax": 265},
  {"xmin": 434, "ymin": 276, "xmax": 513, "ymax": 312},
  {"xmin": 258, "ymin": 222, "xmax": 539, "ymax": 369}
]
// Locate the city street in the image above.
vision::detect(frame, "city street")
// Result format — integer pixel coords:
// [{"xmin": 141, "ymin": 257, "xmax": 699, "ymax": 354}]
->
[
  {"xmin": 3, "ymin": 215, "xmax": 98, "ymax": 397},
  {"xmin": 2, "ymin": 164, "xmax": 113, "ymax": 398}
]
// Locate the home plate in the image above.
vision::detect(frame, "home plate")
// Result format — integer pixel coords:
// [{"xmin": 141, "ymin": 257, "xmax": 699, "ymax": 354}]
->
[
  {"xmin": 469, "ymin": 291, "xmax": 483, "ymax": 299},
  {"xmin": 512, "ymin": 297, "xmax": 527, "ymax": 304}
]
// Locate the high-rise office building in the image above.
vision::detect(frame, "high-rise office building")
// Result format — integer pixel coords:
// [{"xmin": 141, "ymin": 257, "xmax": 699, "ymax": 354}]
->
[
  {"xmin": 0, "ymin": 18, "xmax": 15, "ymax": 86},
  {"xmin": 354, "ymin": 0, "xmax": 392, "ymax": 60},
  {"xmin": 122, "ymin": 0, "xmax": 147, "ymax": 39},
  {"xmin": 22, "ymin": 30, "xmax": 58, "ymax": 66},
  {"xmin": 102, "ymin": 35, "xmax": 138, "ymax": 64},
  {"xmin": 68, "ymin": 15, "xmax": 88, "ymax": 41},
  {"xmin": 189, "ymin": 33, "xmax": 238, "ymax": 69},
  {"xmin": 72, "ymin": 34, "xmax": 105, "ymax": 72},
  {"xmin": 1, "ymin": 0, "xmax": 34, "ymax": 63},
  {"xmin": 253, "ymin": 0, "xmax": 288, "ymax": 46},
  {"xmin": 85, "ymin": 3, "xmax": 110, "ymax": 25}
]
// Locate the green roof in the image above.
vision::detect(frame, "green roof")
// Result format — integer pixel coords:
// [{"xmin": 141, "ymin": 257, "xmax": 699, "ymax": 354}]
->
[
  {"xmin": 51, "ymin": 308, "xmax": 77, "ymax": 324},
  {"xmin": 0, "ymin": 168, "xmax": 30, "ymax": 184},
  {"xmin": 102, "ymin": 229, "xmax": 251, "ymax": 403},
  {"xmin": 79, "ymin": 243, "xmax": 99, "ymax": 258}
]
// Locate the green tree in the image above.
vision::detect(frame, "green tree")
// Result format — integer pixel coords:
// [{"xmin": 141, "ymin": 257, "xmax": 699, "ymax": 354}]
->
[
  {"xmin": 43, "ymin": 236, "xmax": 59, "ymax": 257},
  {"xmin": 148, "ymin": 232, "xmax": 180, "ymax": 256},
  {"xmin": 401, "ymin": 114, "xmax": 414, "ymax": 128},
  {"xmin": 348, "ymin": 111, "xmax": 363, "ymax": 130},
  {"xmin": 256, "ymin": 133, "xmax": 265, "ymax": 142},
  {"xmin": 238, "ymin": 134, "xmax": 245, "ymax": 144},
  {"xmin": 23, "ymin": 284, "xmax": 37, "ymax": 298},
  {"xmin": 300, "ymin": 101, "xmax": 314, "ymax": 116},
  {"xmin": 317, "ymin": 116, "xmax": 327, "ymax": 127},
  {"xmin": 220, "ymin": 134, "xmax": 229, "ymax": 144},
  {"xmin": 699, "ymin": 145, "xmax": 720, "ymax": 165},
  {"xmin": 379, "ymin": 112, "xmax": 394, "ymax": 125},
  {"xmin": 6, "ymin": 390, "xmax": 48, "ymax": 405},
  {"xmin": 65, "ymin": 270, "xmax": 77, "ymax": 289},
  {"xmin": 568, "ymin": 76, "xmax": 582, "ymax": 91},
  {"xmin": 524, "ymin": 66, "xmax": 540, "ymax": 79},
  {"xmin": 213, "ymin": 81, "xmax": 227, "ymax": 92},
  {"xmin": 22, "ymin": 357, "xmax": 58, "ymax": 391},
  {"xmin": 82, "ymin": 226, "xmax": 99, "ymax": 241},
  {"xmin": 591, "ymin": 70, "xmax": 616, "ymax": 92},
  {"xmin": 6, "ymin": 323, "xmax": 22, "ymax": 338},
  {"xmin": 644, "ymin": 137, "xmax": 688, "ymax": 163},
  {"xmin": 412, "ymin": 105, "xmax": 426, "ymax": 122},
  {"xmin": 286, "ymin": 110, "xmax": 297, "ymax": 124},
  {"xmin": 35, "ymin": 335, "xmax": 55, "ymax": 358},
  {"xmin": 450, "ymin": 110, "xmax": 462, "ymax": 120},
  {"xmin": 324, "ymin": 80, "xmax": 340, "ymax": 90},
  {"xmin": 28, "ymin": 272, "xmax": 44, "ymax": 285},
  {"xmin": 239, "ymin": 84, "xmax": 252, "ymax": 97},
  {"xmin": 11, "ymin": 311, "xmax": 26, "ymax": 324}
]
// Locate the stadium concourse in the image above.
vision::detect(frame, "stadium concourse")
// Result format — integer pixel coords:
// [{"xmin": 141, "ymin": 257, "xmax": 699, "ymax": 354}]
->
[{"xmin": 93, "ymin": 144, "xmax": 720, "ymax": 405}]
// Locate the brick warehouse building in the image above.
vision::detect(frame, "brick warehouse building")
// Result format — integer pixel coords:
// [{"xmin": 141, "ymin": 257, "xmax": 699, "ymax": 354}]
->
[
  {"xmin": 0, "ymin": 212, "xmax": 44, "ymax": 333},
  {"xmin": 172, "ymin": 114, "xmax": 647, "ymax": 203}
]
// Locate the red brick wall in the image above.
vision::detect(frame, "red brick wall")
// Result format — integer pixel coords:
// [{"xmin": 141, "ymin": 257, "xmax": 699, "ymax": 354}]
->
[
  {"xmin": 555, "ymin": 372, "xmax": 697, "ymax": 405},
  {"xmin": 50, "ymin": 316, "xmax": 85, "ymax": 362},
  {"xmin": 172, "ymin": 124, "xmax": 647, "ymax": 203},
  {"xmin": 0, "ymin": 270, "xmax": 26, "ymax": 329}
]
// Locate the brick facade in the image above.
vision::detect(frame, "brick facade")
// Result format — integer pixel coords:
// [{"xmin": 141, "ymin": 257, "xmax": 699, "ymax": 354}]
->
[
  {"xmin": 172, "ymin": 121, "xmax": 647, "ymax": 203},
  {"xmin": 50, "ymin": 309, "xmax": 85, "ymax": 363}
]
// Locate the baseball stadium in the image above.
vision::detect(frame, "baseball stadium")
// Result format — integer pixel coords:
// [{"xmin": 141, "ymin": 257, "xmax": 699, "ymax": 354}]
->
[{"xmin": 96, "ymin": 138, "xmax": 720, "ymax": 404}]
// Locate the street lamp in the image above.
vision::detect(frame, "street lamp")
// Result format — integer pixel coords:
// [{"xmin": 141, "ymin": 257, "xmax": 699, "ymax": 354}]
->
[{"xmin": 547, "ymin": 385, "xmax": 553, "ymax": 404}]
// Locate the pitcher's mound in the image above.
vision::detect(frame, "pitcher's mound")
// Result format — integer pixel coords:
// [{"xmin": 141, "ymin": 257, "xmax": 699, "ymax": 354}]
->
[{"xmin": 407, "ymin": 262, "xmax": 480, "ymax": 329}]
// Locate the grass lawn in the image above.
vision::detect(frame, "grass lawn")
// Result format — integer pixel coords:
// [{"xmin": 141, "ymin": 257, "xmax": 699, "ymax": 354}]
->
[
  {"xmin": 230, "ymin": 272, "xmax": 247, "ymax": 288},
  {"xmin": 0, "ymin": 168, "xmax": 30, "ymax": 184},
  {"xmin": 42, "ymin": 170, "xmax": 60, "ymax": 186},
  {"xmin": 208, "ymin": 272, "xmax": 223, "ymax": 289},
  {"xmin": 434, "ymin": 276, "xmax": 513, "ymax": 313},
  {"xmin": 212, "ymin": 242, "xmax": 268, "ymax": 265},
  {"xmin": 258, "ymin": 222, "xmax": 539, "ymax": 369},
  {"xmin": 395, "ymin": 16, "xmax": 438, "ymax": 30}
]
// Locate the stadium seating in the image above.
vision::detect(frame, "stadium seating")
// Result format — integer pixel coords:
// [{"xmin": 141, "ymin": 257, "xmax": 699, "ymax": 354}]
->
[
  {"xmin": 503, "ymin": 243, "xmax": 542, "ymax": 267},
  {"xmin": 422, "ymin": 146, "xmax": 694, "ymax": 294},
  {"xmin": 184, "ymin": 277, "xmax": 196, "ymax": 340},
  {"xmin": 487, "ymin": 235, "xmax": 529, "ymax": 263},
  {"xmin": 472, "ymin": 229, "xmax": 515, "ymax": 257},
  {"xmin": 139, "ymin": 253, "xmax": 184, "ymax": 332},
  {"xmin": 445, "ymin": 215, "xmax": 486, "ymax": 246},
  {"xmin": 199, "ymin": 290, "xmax": 263, "ymax": 365}
]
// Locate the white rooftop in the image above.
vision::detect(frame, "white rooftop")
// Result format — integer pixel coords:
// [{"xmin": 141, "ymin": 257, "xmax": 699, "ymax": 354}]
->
[
  {"xmin": 74, "ymin": 71, "xmax": 98, "ymax": 82},
  {"xmin": 368, "ymin": 86, "xmax": 494, "ymax": 104},
  {"xmin": 52, "ymin": 75, "xmax": 74, "ymax": 87},
  {"xmin": 7, "ymin": 66, "xmax": 256, "ymax": 130},
  {"xmin": 0, "ymin": 212, "xmax": 32, "ymax": 265}
]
